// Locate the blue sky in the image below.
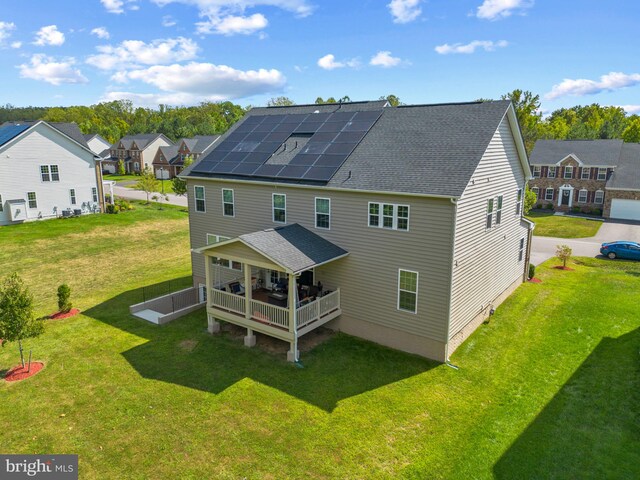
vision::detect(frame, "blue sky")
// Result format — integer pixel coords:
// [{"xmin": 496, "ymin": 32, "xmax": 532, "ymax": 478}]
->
[{"xmin": 1, "ymin": 0, "xmax": 639, "ymax": 113}]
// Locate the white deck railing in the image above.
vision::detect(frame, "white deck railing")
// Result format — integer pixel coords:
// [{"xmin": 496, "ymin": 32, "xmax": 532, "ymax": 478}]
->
[
  {"xmin": 250, "ymin": 299, "xmax": 289, "ymax": 329},
  {"xmin": 296, "ymin": 289, "xmax": 340, "ymax": 329},
  {"xmin": 211, "ymin": 288, "xmax": 245, "ymax": 316}
]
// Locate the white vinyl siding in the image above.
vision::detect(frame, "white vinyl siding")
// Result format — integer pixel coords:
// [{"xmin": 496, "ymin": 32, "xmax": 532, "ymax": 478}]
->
[
  {"xmin": 222, "ymin": 188, "xmax": 234, "ymax": 217},
  {"xmin": 273, "ymin": 193, "xmax": 286, "ymax": 223},
  {"xmin": 545, "ymin": 188, "xmax": 554, "ymax": 201},
  {"xmin": 581, "ymin": 167, "xmax": 590, "ymax": 179},
  {"xmin": 27, "ymin": 191, "xmax": 37, "ymax": 209},
  {"xmin": 594, "ymin": 190, "xmax": 604, "ymax": 204},
  {"xmin": 597, "ymin": 168, "xmax": 607, "ymax": 181},
  {"xmin": 578, "ymin": 189, "xmax": 588, "ymax": 203},
  {"xmin": 397, "ymin": 269, "xmax": 418, "ymax": 314},
  {"xmin": 206, "ymin": 233, "xmax": 241, "ymax": 271},
  {"xmin": 315, "ymin": 197, "xmax": 330, "ymax": 229},
  {"xmin": 194, "ymin": 185, "xmax": 206, "ymax": 212},
  {"xmin": 69, "ymin": 188, "xmax": 77, "ymax": 205},
  {"xmin": 564, "ymin": 166, "xmax": 573, "ymax": 179},
  {"xmin": 368, "ymin": 202, "xmax": 409, "ymax": 231}
]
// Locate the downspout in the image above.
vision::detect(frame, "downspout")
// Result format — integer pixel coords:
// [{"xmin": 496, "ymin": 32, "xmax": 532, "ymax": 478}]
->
[
  {"xmin": 95, "ymin": 158, "xmax": 105, "ymax": 213},
  {"xmin": 443, "ymin": 197, "xmax": 459, "ymax": 362}
]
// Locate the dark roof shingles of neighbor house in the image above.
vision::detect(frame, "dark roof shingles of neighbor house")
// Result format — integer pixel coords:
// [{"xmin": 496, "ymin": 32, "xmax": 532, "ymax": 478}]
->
[
  {"xmin": 529, "ymin": 139, "xmax": 624, "ymax": 166},
  {"xmin": 239, "ymin": 223, "xmax": 348, "ymax": 274},
  {"xmin": 607, "ymin": 143, "xmax": 640, "ymax": 190},
  {"xmin": 185, "ymin": 100, "xmax": 513, "ymax": 198},
  {"xmin": 0, "ymin": 121, "xmax": 90, "ymax": 149},
  {"xmin": 111, "ymin": 133, "xmax": 170, "ymax": 150}
]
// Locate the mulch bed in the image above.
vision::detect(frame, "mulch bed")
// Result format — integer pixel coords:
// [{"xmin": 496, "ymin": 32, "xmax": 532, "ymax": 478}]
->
[
  {"xmin": 553, "ymin": 266, "xmax": 575, "ymax": 271},
  {"xmin": 4, "ymin": 362, "xmax": 44, "ymax": 382},
  {"xmin": 49, "ymin": 308, "xmax": 80, "ymax": 320},
  {"xmin": 528, "ymin": 278, "xmax": 543, "ymax": 283}
]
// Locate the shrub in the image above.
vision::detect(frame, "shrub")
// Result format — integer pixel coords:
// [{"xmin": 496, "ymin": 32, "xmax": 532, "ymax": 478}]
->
[
  {"xmin": 528, "ymin": 263, "xmax": 536, "ymax": 279},
  {"xmin": 545, "ymin": 203, "xmax": 554, "ymax": 210},
  {"xmin": 571, "ymin": 206, "xmax": 581, "ymax": 213},
  {"xmin": 57, "ymin": 284, "xmax": 72, "ymax": 313},
  {"xmin": 105, "ymin": 204, "xmax": 118, "ymax": 214},
  {"xmin": 114, "ymin": 198, "xmax": 134, "ymax": 212}
]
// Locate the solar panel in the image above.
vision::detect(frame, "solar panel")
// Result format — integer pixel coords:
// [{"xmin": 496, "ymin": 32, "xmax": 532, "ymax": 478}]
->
[
  {"xmin": 295, "ymin": 122, "xmax": 323, "ymax": 134},
  {"xmin": 232, "ymin": 141, "xmax": 259, "ymax": 153},
  {"xmin": 0, "ymin": 124, "xmax": 30, "ymax": 146},
  {"xmin": 300, "ymin": 142, "xmax": 329, "ymax": 155},
  {"xmin": 313, "ymin": 154, "xmax": 348, "ymax": 167},
  {"xmin": 243, "ymin": 151, "xmax": 272, "ymax": 163},
  {"xmin": 276, "ymin": 165, "xmax": 310, "ymax": 179},
  {"xmin": 231, "ymin": 162, "xmax": 262, "ymax": 175},
  {"xmin": 245, "ymin": 131, "xmax": 269, "ymax": 142},
  {"xmin": 223, "ymin": 152, "xmax": 250, "ymax": 163},
  {"xmin": 327, "ymin": 111, "xmax": 355, "ymax": 122},
  {"xmin": 317, "ymin": 122, "xmax": 345, "ymax": 133},
  {"xmin": 302, "ymin": 166, "xmax": 337, "ymax": 182},
  {"xmin": 289, "ymin": 154, "xmax": 319, "ymax": 166},
  {"xmin": 253, "ymin": 164, "xmax": 285, "ymax": 177},
  {"xmin": 211, "ymin": 162, "xmax": 238, "ymax": 173},
  {"xmin": 343, "ymin": 121, "xmax": 374, "ymax": 132},
  {"xmin": 264, "ymin": 131, "xmax": 290, "ymax": 143},
  {"xmin": 334, "ymin": 131, "xmax": 366, "ymax": 143}
]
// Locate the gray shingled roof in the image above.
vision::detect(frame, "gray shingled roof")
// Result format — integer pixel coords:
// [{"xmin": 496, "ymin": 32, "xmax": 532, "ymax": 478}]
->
[
  {"xmin": 2, "ymin": 121, "xmax": 90, "ymax": 149},
  {"xmin": 185, "ymin": 100, "xmax": 514, "ymax": 197},
  {"xmin": 239, "ymin": 223, "xmax": 348, "ymax": 274},
  {"xmin": 111, "ymin": 133, "xmax": 170, "ymax": 150},
  {"xmin": 607, "ymin": 143, "xmax": 640, "ymax": 190},
  {"xmin": 530, "ymin": 139, "xmax": 623, "ymax": 166}
]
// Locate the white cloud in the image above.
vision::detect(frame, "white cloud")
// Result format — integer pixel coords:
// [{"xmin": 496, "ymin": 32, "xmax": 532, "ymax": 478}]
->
[
  {"xmin": 120, "ymin": 62, "xmax": 286, "ymax": 99},
  {"xmin": 317, "ymin": 54, "xmax": 359, "ymax": 70},
  {"xmin": 11, "ymin": 41, "xmax": 22, "ymax": 49},
  {"xmin": 86, "ymin": 37, "xmax": 198, "ymax": 70},
  {"xmin": 370, "ymin": 51, "xmax": 405, "ymax": 68},
  {"xmin": 101, "ymin": 91, "xmax": 211, "ymax": 107},
  {"xmin": 18, "ymin": 54, "xmax": 88, "ymax": 85},
  {"xmin": 149, "ymin": 0, "xmax": 313, "ymax": 35},
  {"xmin": 197, "ymin": 13, "xmax": 268, "ymax": 35},
  {"xmin": 388, "ymin": 0, "xmax": 422, "ymax": 24},
  {"xmin": 33, "ymin": 25, "xmax": 65, "ymax": 46},
  {"xmin": 162, "ymin": 15, "xmax": 177, "ymax": 27},
  {"xmin": 435, "ymin": 40, "xmax": 508, "ymax": 54},
  {"xmin": 101, "ymin": 0, "xmax": 138, "ymax": 14},
  {"xmin": 546, "ymin": 72, "xmax": 640, "ymax": 100},
  {"xmin": 0, "ymin": 21, "xmax": 16, "ymax": 46},
  {"xmin": 620, "ymin": 105, "xmax": 640, "ymax": 115},
  {"xmin": 91, "ymin": 27, "xmax": 110, "ymax": 39},
  {"xmin": 476, "ymin": 0, "xmax": 533, "ymax": 20}
]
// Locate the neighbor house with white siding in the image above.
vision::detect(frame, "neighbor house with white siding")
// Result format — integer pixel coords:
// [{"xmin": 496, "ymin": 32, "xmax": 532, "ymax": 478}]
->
[
  {"xmin": 0, "ymin": 121, "xmax": 103, "ymax": 226},
  {"xmin": 180, "ymin": 100, "xmax": 533, "ymax": 362}
]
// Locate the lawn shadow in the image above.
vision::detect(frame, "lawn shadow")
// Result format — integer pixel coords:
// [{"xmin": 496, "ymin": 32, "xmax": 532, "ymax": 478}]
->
[
  {"xmin": 84, "ymin": 280, "xmax": 437, "ymax": 412},
  {"xmin": 493, "ymin": 327, "xmax": 640, "ymax": 479}
]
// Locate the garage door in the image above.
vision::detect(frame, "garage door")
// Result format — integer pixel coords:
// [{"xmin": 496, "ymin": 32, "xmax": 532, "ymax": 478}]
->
[{"xmin": 610, "ymin": 199, "xmax": 640, "ymax": 221}]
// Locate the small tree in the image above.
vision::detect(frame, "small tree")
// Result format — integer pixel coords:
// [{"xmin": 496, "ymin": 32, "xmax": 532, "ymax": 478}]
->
[
  {"xmin": 117, "ymin": 159, "xmax": 126, "ymax": 175},
  {"xmin": 171, "ymin": 155, "xmax": 193, "ymax": 197},
  {"xmin": 524, "ymin": 185, "xmax": 537, "ymax": 215},
  {"xmin": 135, "ymin": 167, "xmax": 160, "ymax": 204},
  {"xmin": 555, "ymin": 245, "xmax": 572, "ymax": 268},
  {"xmin": 151, "ymin": 193, "xmax": 170, "ymax": 210},
  {"xmin": 0, "ymin": 273, "xmax": 44, "ymax": 368},
  {"xmin": 57, "ymin": 284, "xmax": 72, "ymax": 313}
]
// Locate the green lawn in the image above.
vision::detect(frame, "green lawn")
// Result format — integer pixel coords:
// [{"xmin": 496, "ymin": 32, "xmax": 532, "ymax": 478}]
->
[
  {"xmin": 527, "ymin": 210, "xmax": 603, "ymax": 238},
  {"xmin": 1, "ymin": 211, "xmax": 638, "ymax": 479},
  {"xmin": 103, "ymin": 174, "xmax": 140, "ymax": 183}
]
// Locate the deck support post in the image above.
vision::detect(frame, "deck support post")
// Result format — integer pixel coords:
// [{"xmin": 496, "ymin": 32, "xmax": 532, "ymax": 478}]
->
[
  {"xmin": 244, "ymin": 327, "xmax": 256, "ymax": 347},
  {"xmin": 244, "ymin": 262, "xmax": 252, "ymax": 320},
  {"xmin": 287, "ymin": 272, "xmax": 299, "ymax": 362},
  {"xmin": 205, "ymin": 254, "xmax": 220, "ymax": 334},
  {"xmin": 207, "ymin": 314, "xmax": 220, "ymax": 334}
]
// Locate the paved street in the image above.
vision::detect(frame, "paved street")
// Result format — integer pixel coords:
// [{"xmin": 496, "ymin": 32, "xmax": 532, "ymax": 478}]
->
[{"xmin": 530, "ymin": 220, "xmax": 640, "ymax": 265}]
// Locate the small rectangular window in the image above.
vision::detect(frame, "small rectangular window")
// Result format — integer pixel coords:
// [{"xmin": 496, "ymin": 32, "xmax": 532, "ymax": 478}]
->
[
  {"xmin": 548, "ymin": 166, "xmax": 556, "ymax": 178},
  {"xmin": 594, "ymin": 191, "xmax": 604, "ymax": 204},
  {"xmin": 516, "ymin": 189, "xmax": 523, "ymax": 216},
  {"xmin": 518, "ymin": 238, "xmax": 525, "ymax": 262},
  {"xmin": 532, "ymin": 187, "xmax": 539, "ymax": 200},
  {"xmin": 315, "ymin": 197, "xmax": 330, "ymax": 229},
  {"xmin": 0, "ymin": 194, "xmax": 3, "ymax": 212},
  {"xmin": 222, "ymin": 189, "xmax": 234, "ymax": 217},
  {"xmin": 206, "ymin": 234, "xmax": 229, "ymax": 245},
  {"xmin": 564, "ymin": 166, "xmax": 573, "ymax": 179},
  {"xmin": 486, "ymin": 198, "xmax": 494, "ymax": 229},
  {"xmin": 545, "ymin": 188, "xmax": 554, "ymax": 201},
  {"xmin": 495, "ymin": 195, "xmax": 503, "ymax": 225},
  {"xmin": 212, "ymin": 257, "xmax": 242, "ymax": 271},
  {"xmin": 581, "ymin": 167, "xmax": 590, "ymax": 180},
  {"xmin": 578, "ymin": 190, "xmax": 587, "ymax": 203},
  {"xmin": 50, "ymin": 165, "xmax": 60, "ymax": 181},
  {"xmin": 368, "ymin": 202, "xmax": 409, "ymax": 231},
  {"xmin": 27, "ymin": 192, "xmax": 37, "ymax": 209},
  {"xmin": 194, "ymin": 186, "xmax": 206, "ymax": 212},
  {"xmin": 273, "ymin": 193, "xmax": 286, "ymax": 223},
  {"xmin": 70, "ymin": 189, "xmax": 77, "ymax": 205},
  {"xmin": 92, "ymin": 187, "xmax": 98, "ymax": 203},
  {"xmin": 398, "ymin": 269, "xmax": 418, "ymax": 314},
  {"xmin": 40, "ymin": 165, "xmax": 50, "ymax": 182},
  {"xmin": 597, "ymin": 168, "xmax": 607, "ymax": 181},
  {"xmin": 533, "ymin": 166, "xmax": 541, "ymax": 178}
]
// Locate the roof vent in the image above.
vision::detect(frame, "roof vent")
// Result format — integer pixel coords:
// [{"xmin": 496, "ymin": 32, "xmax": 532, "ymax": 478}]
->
[{"xmin": 313, "ymin": 110, "xmax": 320, "ymax": 114}]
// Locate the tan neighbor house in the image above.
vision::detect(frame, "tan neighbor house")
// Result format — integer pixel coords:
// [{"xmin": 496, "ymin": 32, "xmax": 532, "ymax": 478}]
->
[
  {"xmin": 152, "ymin": 135, "xmax": 220, "ymax": 179},
  {"xmin": 181, "ymin": 100, "xmax": 533, "ymax": 362},
  {"xmin": 103, "ymin": 133, "xmax": 172, "ymax": 174}
]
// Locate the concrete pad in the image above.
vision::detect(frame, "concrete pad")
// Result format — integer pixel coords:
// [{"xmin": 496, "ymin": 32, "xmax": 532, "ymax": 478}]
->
[{"xmin": 134, "ymin": 309, "xmax": 162, "ymax": 324}]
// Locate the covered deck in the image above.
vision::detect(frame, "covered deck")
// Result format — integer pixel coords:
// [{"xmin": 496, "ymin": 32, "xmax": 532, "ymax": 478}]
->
[{"xmin": 194, "ymin": 224, "xmax": 348, "ymax": 362}]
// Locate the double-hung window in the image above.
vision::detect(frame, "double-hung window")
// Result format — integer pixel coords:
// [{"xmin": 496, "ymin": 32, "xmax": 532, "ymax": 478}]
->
[
  {"xmin": 398, "ymin": 269, "xmax": 418, "ymax": 314},
  {"xmin": 597, "ymin": 168, "xmax": 607, "ymax": 181},
  {"xmin": 222, "ymin": 189, "xmax": 234, "ymax": 217},
  {"xmin": 564, "ymin": 166, "xmax": 573, "ymax": 179},
  {"xmin": 548, "ymin": 166, "xmax": 556, "ymax": 178},
  {"xmin": 516, "ymin": 189, "xmax": 523, "ymax": 216},
  {"xmin": 486, "ymin": 198, "xmax": 494, "ymax": 229},
  {"xmin": 315, "ymin": 197, "xmax": 330, "ymax": 229},
  {"xmin": 495, "ymin": 195, "xmax": 503, "ymax": 225},
  {"xmin": 92, "ymin": 187, "xmax": 98, "ymax": 203},
  {"xmin": 532, "ymin": 187, "xmax": 539, "ymax": 199},
  {"xmin": 273, "ymin": 193, "xmax": 286, "ymax": 223},
  {"xmin": 27, "ymin": 192, "xmax": 37, "ymax": 209},
  {"xmin": 533, "ymin": 166, "xmax": 541, "ymax": 178},
  {"xmin": 581, "ymin": 167, "xmax": 590, "ymax": 180},
  {"xmin": 578, "ymin": 189, "xmax": 588, "ymax": 203},
  {"xmin": 50, "ymin": 165, "xmax": 59, "ymax": 181},
  {"xmin": 594, "ymin": 190, "xmax": 604, "ymax": 204},
  {"xmin": 368, "ymin": 202, "xmax": 409, "ymax": 231},
  {"xmin": 40, "ymin": 165, "xmax": 50, "ymax": 182},
  {"xmin": 194, "ymin": 186, "xmax": 206, "ymax": 212},
  {"xmin": 545, "ymin": 188, "xmax": 554, "ymax": 201},
  {"xmin": 70, "ymin": 189, "xmax": 77, "ymax": 205}
]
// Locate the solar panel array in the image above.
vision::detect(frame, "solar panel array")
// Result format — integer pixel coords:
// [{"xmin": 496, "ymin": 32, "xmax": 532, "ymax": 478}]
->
[
  {"xmin": 191, "ymin": 109, "xmax": 383, "ymax": 182},
  {"xmin": 0, "ymin": 124, "xmax": 30, "ymax": 147}
]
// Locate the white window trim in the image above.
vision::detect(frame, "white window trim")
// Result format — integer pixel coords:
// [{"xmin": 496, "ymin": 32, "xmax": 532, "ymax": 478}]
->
[
  {"xmin": 486, "ymin": 198, "xmax": 494, "ymax": 229},
  {"xmin": 194, "ymin": 185, "xmax": 206, "ymax": 213},
  {"xmin": 518, "ymin": 238, "xmax": 525, "ymax": 262},
  {"xmin": 397, "ymin": 269, "xmax": 418, "ymax": 314},
  {"xmin": 533, "ymin": 166, "xmax": 541, "ymax": 178},
  {"xmin": 516, "ymin": 188, "xmax": 523, "ymax": 216},
  {"xmin": 40, "ymin": 165, "xmax": 50, "ymax": 182},
  {"xmin": 206, "ymin": 234, "xmax": 230, "ymax": 245},
  {"xmin": 581, "ymin": 167, "xmax": 590, "ymax": 180},
  {"xmin": 597, "ymin": 168, "xmax": 607, "ymax": 181},
  {"xmin": 315, "ymin": 197, "xmax": 331, "ymax": 230},
  {"xmin": 272, "ymin": 193, "xmax": 286, "ymax": 224},
  {"xmin": 69, "ymin": 188, "xmax": 77, "ymax": 205},
  {"xmin": 547, "ymin": 166, "xmax": 556, "ymax": 178},
  {"xmin": 50, "ymin": 164, "xmax": 59, "ymax": 182},
  {"xmin": 222, "ymin": 188, "xmax": 235, "ymax": 217},
  {"xmin": 577, "ymin": 189, "xmax": 588, "ymax": 203},
  {"xmin": 92, "ymin": 187, "xmax": 98, "ymax": 203},
  {"xmin": 594, "ymin": 190, "xmax": 604, "ymax": 204},
  {"xmin": 27, "ymin": 191, "xmax": 37, "ymax": 209},
  {"xmin": 495, "ymin": 195, "xmax": 503, "ymax": 225},
  {"xmin": 563, "ymin": 166, "xmax": 574, "ymax": 179},
  {"xmin": 368, "ymin": 202, "xmax": 410, "ymax": 231},
  {"xmin": 545, "ymin": 188, "xmax": 554, "ymax": 201}
]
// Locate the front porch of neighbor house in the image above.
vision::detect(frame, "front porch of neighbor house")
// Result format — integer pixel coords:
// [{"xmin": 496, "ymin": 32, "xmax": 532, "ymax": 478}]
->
[{"xmin": 194, "ymin": 224, "xmax": 348, "ymax": 362}]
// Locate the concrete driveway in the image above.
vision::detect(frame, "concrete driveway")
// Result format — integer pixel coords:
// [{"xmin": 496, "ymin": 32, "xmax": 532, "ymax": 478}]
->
[{"xmin": 530, "ymin": 220, "xmax": 640, "ymax": 265}]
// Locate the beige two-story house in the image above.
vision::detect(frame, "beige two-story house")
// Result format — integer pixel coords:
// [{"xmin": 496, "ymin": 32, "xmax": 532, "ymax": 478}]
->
[
  {"xmin": 152, "ymin": 135, "xmax": 220, "ymax": 179},
  {"xmin": 104, "ymin": 133, "xmax": 172, "ymax": 174},
  {"xmin": 181, "ymin": 100, "xmax": 533, "ymax": 363}
]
